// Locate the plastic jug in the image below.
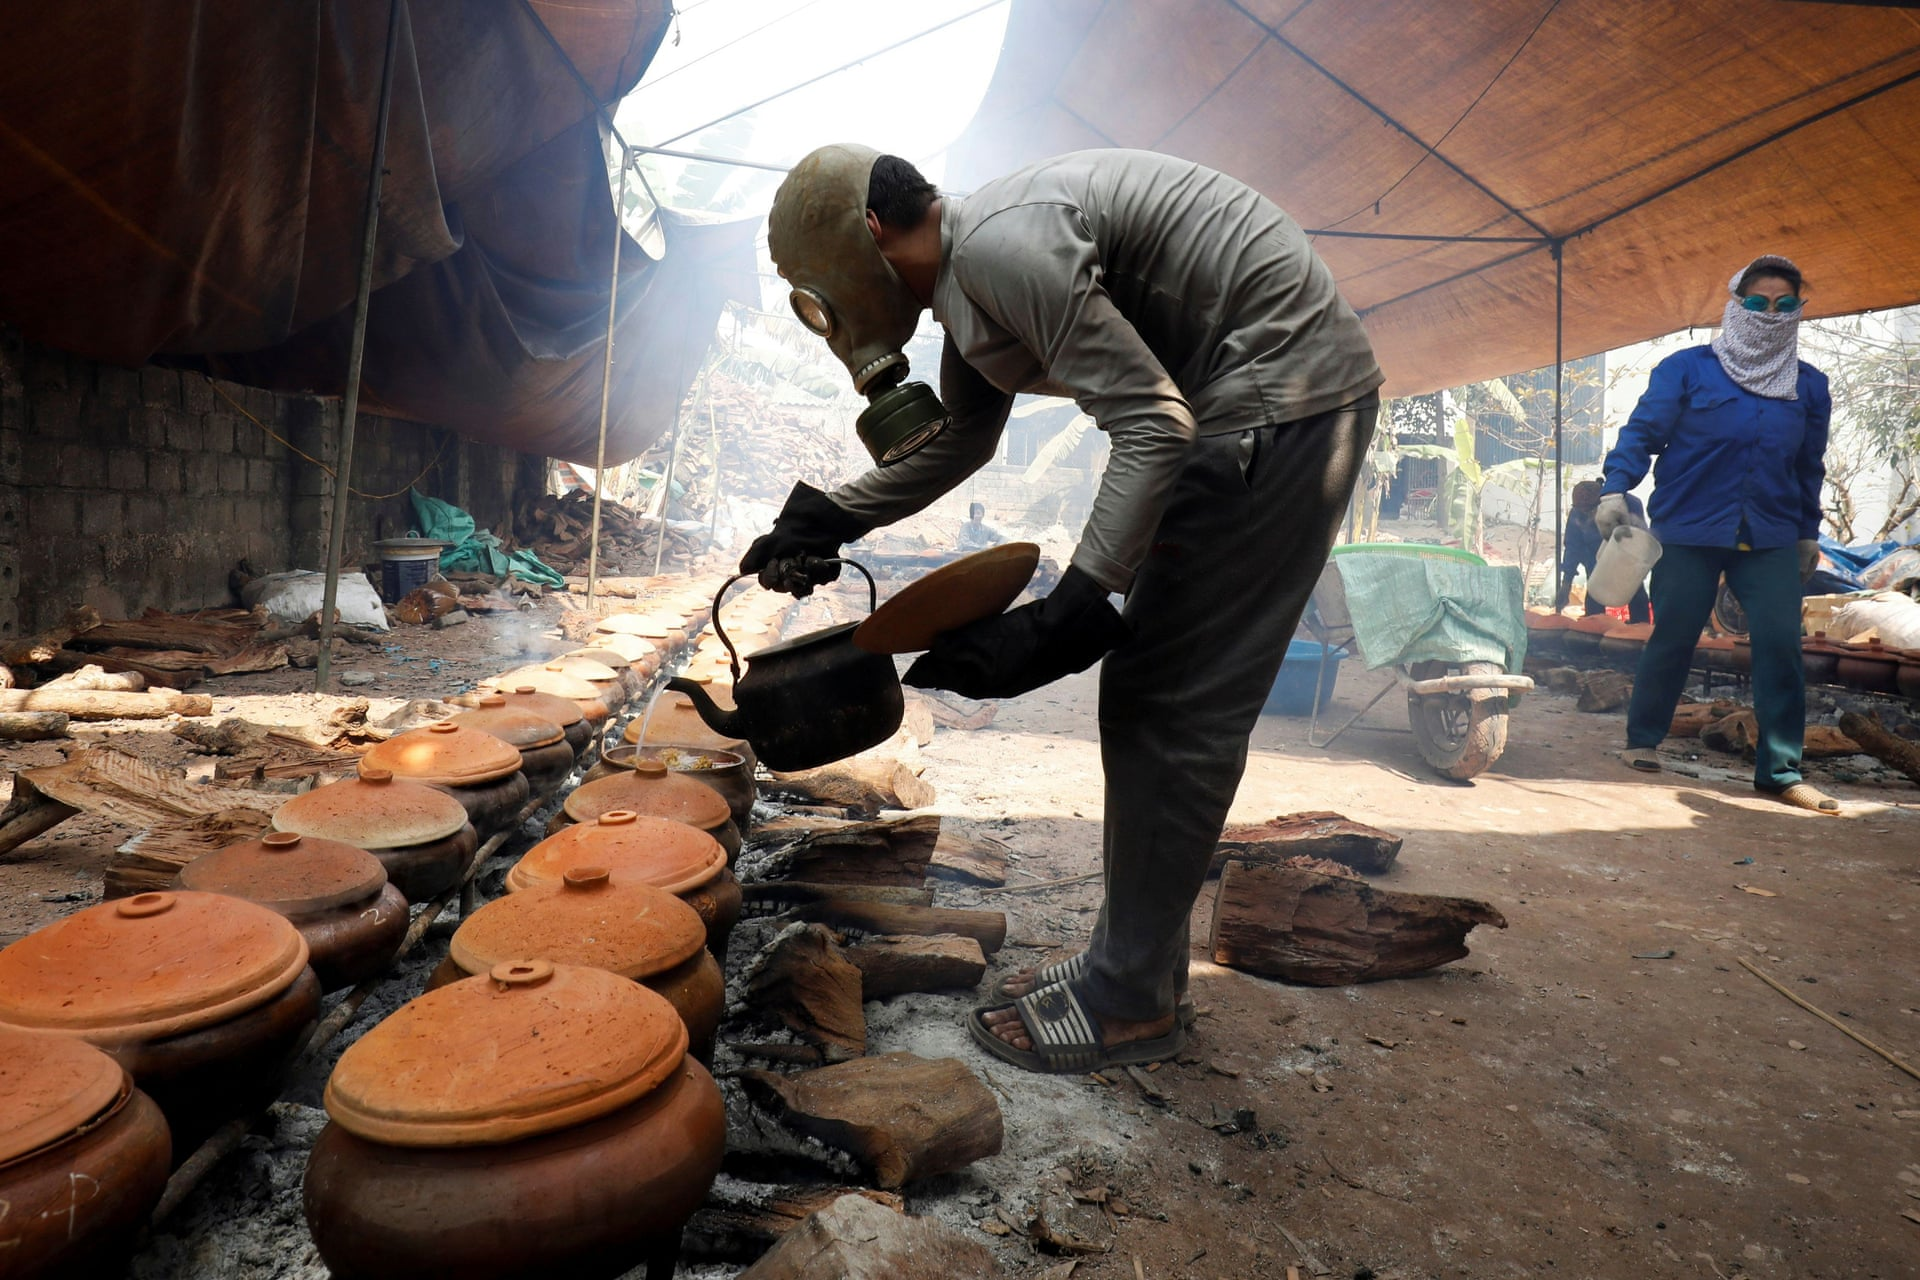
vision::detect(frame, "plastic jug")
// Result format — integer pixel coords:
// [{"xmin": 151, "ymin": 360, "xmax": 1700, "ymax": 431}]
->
[{"xmin": 1588, "ymin": 526, "xmax": 1662, "ymax": 607}]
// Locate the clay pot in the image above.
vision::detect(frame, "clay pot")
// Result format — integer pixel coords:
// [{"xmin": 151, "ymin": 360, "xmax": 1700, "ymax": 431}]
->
[
  {"xmin": 432, "ymin": 866, "xmax": 722, "ymax": 1062},
  {"xmin": 457, "ymin": 686, "xmax": 593, "ymax": 762},
  {"xmin": 624, "ymin": 686, "xmax": 756, "ymax": 772},
  {"xmin": 1801, "ymin": 633, "xmax": 1842, "ymax": 686},
  {"xmin": 273, "ymin": 769, "xmax": 476, "ymax": 903},
  {"xmin": 1523, "ymin": 611, "xmax": 1572, "ymax": 658},
  {"xmin": 562, "ymin": 758, "xmax": 741, "ymax": 861},
  {"xmin": 1599, "ymin": 622, "xmax": 1653, "ymax": 664},
  {"xmin": 1693, "ymin": 633, "xmax": 1735, "ymax": 673},
  {"xmin": 445, "ymin": 695, "xmax": 573, "ymax": 797},
  {"xmin": 176, "ymin": 830, "xmax": 406, "ymax": 992},
  {"xmin": 495, "ymin": 659, "xmax": 625, "ymax": 715},
  {"xmin": 599, "ymin": 614, "xmax": 688, "ymax": 649},
  {"xmin": 1836, "ymin": 640, "xmax": 1902, "ymax": 694},
  {"xmin": 484, "ymin": 666, "xmax": 612, "ymax": 730},
  {"xmin": 0, "ymin": 891, "xmax": 321, "ymax": 1156},
  {"xmin": 506, "ymin": 812, "xmax": 740, "ymax": 963},
  {"xmin": 430, "ymin": 771, "xmax": 531, "ymax": 841},
  {"xmin": 564, "ymin": 649, "xmax": 647, "ymax": 701},
  {"xmin": 1563, "ymin": 614, "xmax": 1613, "ymax": 653},
  {"xmin": 361, "ymin": 720, "xmax": 524, "ymax": 787},
  {"xmin": 1897, "ymin": 652, "xmax": 1920, "ymax": 702},
  {"xmin": 586, "ymin": 630, "xmax": 661, "ymax": 667},
  {"xmin": 0, "ymin": 1029, "xmax": 172, "ymax": 1279},
  {"xmin": 585, "ymin": 742, "xmax": 755, "ymax": 828},
  {"xmin": 304, "ymin": 962, "xmax": 724, "ymax": 1280}
]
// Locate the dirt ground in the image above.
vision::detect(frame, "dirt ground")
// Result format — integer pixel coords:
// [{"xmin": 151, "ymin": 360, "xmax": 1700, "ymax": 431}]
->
[{"xmin": 3, "ymin": 595, "xmax": 1918, "ymax": 1279}]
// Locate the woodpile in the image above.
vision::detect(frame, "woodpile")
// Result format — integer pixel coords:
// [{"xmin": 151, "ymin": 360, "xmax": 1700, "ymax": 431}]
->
[
  {"xmin": 515, "ymin": 489, "xmax": 702, "ymax": 574},
  {"xmin": 0, "ymin": 604, "xmax": 290, "ymax": 691}
]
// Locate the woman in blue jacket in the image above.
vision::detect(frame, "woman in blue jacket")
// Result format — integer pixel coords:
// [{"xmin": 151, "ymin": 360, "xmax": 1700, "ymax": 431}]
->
[{"xmin": 1598, "ymin": 255, "xmax": 1836, "ymax": 813}]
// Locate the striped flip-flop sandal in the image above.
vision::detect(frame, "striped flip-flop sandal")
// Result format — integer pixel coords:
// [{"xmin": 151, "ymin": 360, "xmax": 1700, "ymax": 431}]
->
[
  {"xmin": 968, "ymin": 980, "xmax": 1186, "ymax": 1076},
  {"xmin": 993, "ymin": 951, "xmax": 1198, "ymax": 1028}
]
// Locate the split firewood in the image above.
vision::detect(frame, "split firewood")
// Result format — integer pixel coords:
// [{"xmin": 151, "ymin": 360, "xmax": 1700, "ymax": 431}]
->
[
  {"xmin": 41, "ymin": 664, "xmax": 146, "ymax": 692},
  {"xmin": 1210, "ymin": 861, "xmax": 1506, "ymax": 985},
  {"xmin": 75, "ymin": 613, "xmax": 260, "ymax": 655},
  {"xmin": 766, "ymin": 758, "xmax": 935, "ymax": 815},
  {"xmin": 172, "ymin": 718, "xmax": 271, "ymax": 755},
  {"xmin": 929, "ymin": 828, "xmax": 1010, "ymax": 886},
  {"xmin": 38, "ymin": 648, "xmax": 204, "ymax": 689},
  {"xmin": 846, "ymin": 933, "xmax": 987, "ymax": 998},
  {"xmin": 103, "ymin": 808, "xmax": 276, "ymax": 897},
  {"xmin": 736, "ymin": 1053, "xmax": 1005, "ymax": 1189},
  {"xmin": 1669, "ymin": 700, "xmax": 1741, "ymax": 738},
  {"xmin": 0, "ymin": 688, "xmax": 213, "ymax": 720},
  {"xmin": 734, "ymin": 1193, "xmax": 1003, "ymax": 1279},
  {"xmin": 1576, "ymin": 670, "xmax": 1633, "ymax": 713},
  {"xmin": 759, "ymin": 888, "xmax": 1007, "ymax": 955},
  {"xmin": 912, "ymin": 688, "xmax": 998, "ymax": 731},
  {"xmin": 745, "ymin": 882, "xmax": 934, "ymax": 910},
  {"xmin": 1838, "ymin": 711, "xmax": 1920, "ymax": 787},
  {"xmin": 743, "ymin": 924, "xmax": 867, "ymax": 1062},
  {"xmin": 684, "ymin": 1186, "xmax": 907, "ymax": 1264},
  {"xmin": 0, "ymin": 605, "xmax": 102, "ymax": 667},
  {"xmin": 901, "ymin": 695, "xmax": 935, "ymax": 746},
  {"xmin": 18, "ymin": 746, "xmax": 281, "ymax": 833},
  {"xmin": 0, "ymin": 663, "xmax": 15, "ymax": 690},
  {"xmin": 204, "ymin": 640, "xmax": 291, "ymax": 676},
  {"xmin": 0, "ymin": 777, "xmax": 80, "ymax": 859},
  {"xmin": 1702, "ymin": 711, "xmax": 1861, "ymax": 759},
  {"xmin": 1211, "ymin": 811, "xmax": 1404, "ymax": 877},
  {"xmin": 749, "ymin": 814, "xmax": 940, "ymax": 886},
  {"xmin": 0, "ymin": 712, "xmax": 69, "ymax": 743}
]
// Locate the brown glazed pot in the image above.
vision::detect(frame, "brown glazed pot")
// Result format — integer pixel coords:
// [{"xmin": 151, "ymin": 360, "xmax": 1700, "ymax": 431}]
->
[
  {"xmin": 272, "ymin": 769, "xmax": 477, "ymax": 903},
  {"xmin": 1897, "ymin": 652, "xmax": 1920, "ymax": 701},
  {"xmin": 586, "ymin": 742, "xmax": 755, "ymax": 829},
  {"xmin": 178, "ymin": 830, "xmax": 409, "ymax": 992},
  {"xmin": 304, "ymin": 963, "xmax": 724, "ymax": 1280},
  {"xmin": 1693, "ymin": 633, "xmax": 1735, "ymax": 673},
  {"xmin": 561, "ymin": 758, "xmax": 741, "ymax": 861},
  {"xmin": 445, "ymin": 694, "xmax": 574, "ymax": 798},
  {"xmin": 1564, "ymin": 613, "xmax": 1614, "ymax": 653},
  {"xmin": 1599, "ymin": 622, "xmax": 1652, "ymax": 664},
  {"xmin": 0, "ymin": 892, "xmax": 321, "ymax": 1159},
  {"xmin": 430, "ymin": 866, "xmax": 722, "ymax": 1063},
  {"xmin": 1730, "ymin": 636, "xmax": 1753, "ymax": 674},
  {"xmin": 0, "ymin": 1029, "xmax": 172, "ymax": 1280},
  {"xmin": 457, "ymin": 686, "xmax": 594, "ymax": 763},
  {"xmin": 564, "ymin": 649, "xmax": 647, "ymax": 702},
  {"xmin": 624, "ymin": 686, "xmax": 756, "ymax": 773},
  {"xmin": 1801, "ymin": 633, "xmax": 1842, "ymax": 686},
  {"xmin": 1836, "ymin": 640, "xmax": 1902, "ymax": 694},
  {"xmin": 429, "ymin": 771, "xmax": 531, "ymax": 841}
]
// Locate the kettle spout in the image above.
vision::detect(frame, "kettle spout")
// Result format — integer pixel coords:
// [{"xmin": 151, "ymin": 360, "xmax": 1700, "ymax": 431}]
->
[{"xmin": 665, "ymin": 676, "xmax": 745, "ymax": 739}]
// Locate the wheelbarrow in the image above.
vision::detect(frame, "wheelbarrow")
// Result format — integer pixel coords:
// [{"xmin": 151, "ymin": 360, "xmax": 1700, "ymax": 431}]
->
[{"xmin": 1301, "ymin": 544, "xmax": 1534, "ymax": 780}]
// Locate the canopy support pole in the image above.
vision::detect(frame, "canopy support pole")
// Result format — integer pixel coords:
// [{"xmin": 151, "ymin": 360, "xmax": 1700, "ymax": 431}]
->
[
  {"xmin": 1551, "ymin": 239, "xmax": 1565, "ymax": 601},
  {"xmin": 586, "ymin": 149, "xmax": 632, "ymax": 609},
  {"xmin": 316, "ymin": 0, "xmax": 402, "ymax": 693},
  {"xmin": 652, "ymin": 364, "xmax": 697, "ymax": 577}
]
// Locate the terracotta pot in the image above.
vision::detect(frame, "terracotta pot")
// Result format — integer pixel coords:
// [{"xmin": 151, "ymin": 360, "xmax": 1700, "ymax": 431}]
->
[
  {"xmin": 429, "ymin": 771, "xmax": 531, "ymax": 841},
  {"xmin": 493, "ymin": 659, "xmax": 626, "ymax": 715},
  {"xmin": 0, "ymin": 891, "xmax": 320, "ymax": 1157},
  {"xmin": 457, "ymin": 686, "xmax": 593, "ymax": 762},
  {"xmin": 304, "ymin": 962, "xmax": 724, "ymax": 1280},
  {"xmin": 1599, "ymin": 622, "xmax": 1653, "ymax": 664},
  {"xmin": 588, "ymin": 630, "xmax": 660, "ymax": 665},
  {"xmin": 178, "ymin": 830, "xmax": 408, "ymax": 992},
  {"xmin": 485, "ymin": 666, "xmax": 612, "ymax": 728},
  {"xmin": 1730, "ymin": 637, "xmax": 1753, "ymax": 673},
  {"xmin": 1836, "ymin": 640, "xmax": 1902, "ymax": 694},
  {"xmin": 0, "ymin": 1030, "xmax": 172, "ymax": 1279},
  {"xmin": 507, "ymin": 812, "xmax": 741, "ymax": 963},
  {"xmin": 1897, "ymin": 653, "xmax": 1920, "ymax": 701},
  {"xmin": 564, "ymin": 649, "xmax": 646, "ymax": 701},
  {"xmin": 1801, "ymin": 633, "xmax": 1842, "ymax": 686},
  {"xmin": 563, "ymin": 758, "xmax": 741, "ymax": 861},
  {"xmin": 360, "ymin": 721, "xmax": 523, "ymax": 787},
  {"xmin": 273, "ymin": 769, "xmax": 476, "ymax": 903},
  {"xmin": 1693, "ymin": 633, "xmax": 1735, "ymax": 673},
  {"xmin": 1563, "ymin": 614, "xmax": 1613, "ymax": 653},
  {"xmin": 444, "ymin": 695, "xmax": 573, "ymax": 797},
  {"xmin": 624, "ymin": 687, "xmax": 755, "ymax": 772},
  {"xmin": 431, "ymin": 866, "xmax": 722, "ymax": 1062},
  {"xmin": 586, "ymin": 742, "xmax": 755, "ymax": 828}
]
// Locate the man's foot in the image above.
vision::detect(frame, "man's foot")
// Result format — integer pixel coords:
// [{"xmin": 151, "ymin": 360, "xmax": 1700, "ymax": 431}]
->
[
  {"xmin": 968, "ymin": 981, "xmax": 1185, "ymax": 1074},
  {"xmin": 980, "ymin": 1000, "xmax": 1176, "ymax": 1053},
  {"xmin": 1621, "ymin": 746, "xmax": 1661, "ymax": 772},
  {"xmin": 996, "ymin": 952, "xmax": 1195, "ymax": 1026},
  {"xmin": 1765, "ymin": 782, "xmax": 1841, "ymax": 814}
]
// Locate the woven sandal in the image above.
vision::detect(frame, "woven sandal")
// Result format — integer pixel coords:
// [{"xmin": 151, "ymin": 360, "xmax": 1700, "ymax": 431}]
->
[
  {"xmin": 993, "ymin": 951, "xmax": 1196, "ymax": 1028},
  {"xmin": 968, "ymin": 981, "xmax": 1186, "ymax": 1075},
  {"xmin": 1767, "ymin": 782, "xmax": 1840, "ymax": 814},
  {"xmin": 1621, "ymin": 747, "xmax": 1662, "ymax": 772}
]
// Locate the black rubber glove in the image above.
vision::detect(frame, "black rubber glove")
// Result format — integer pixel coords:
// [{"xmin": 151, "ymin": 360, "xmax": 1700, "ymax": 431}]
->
[
  {"xmin": 903, "ymin": 566, "xmax": 1131, "ymax": 700},
  {"xmin": 739, "ymin": 481, "xmax": 870, "ymax": 598}
]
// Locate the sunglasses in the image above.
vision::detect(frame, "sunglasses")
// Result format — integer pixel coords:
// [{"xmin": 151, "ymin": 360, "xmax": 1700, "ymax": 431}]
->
[{"xmin": 1739, "ymin": 294, "xmax": 1803, "ymax": 314}]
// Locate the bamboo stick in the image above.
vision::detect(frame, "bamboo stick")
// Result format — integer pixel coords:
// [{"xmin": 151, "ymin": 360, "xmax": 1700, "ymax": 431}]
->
[{"xmin": 1737, "ymin": 956, "xmax": 1920, "ymax": 1082}]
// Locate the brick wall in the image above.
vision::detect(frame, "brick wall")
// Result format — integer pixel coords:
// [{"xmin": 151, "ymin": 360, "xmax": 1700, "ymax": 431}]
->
[{"xmin": 0, "ymin": 325, "xmax": 536, "ymax": 641}]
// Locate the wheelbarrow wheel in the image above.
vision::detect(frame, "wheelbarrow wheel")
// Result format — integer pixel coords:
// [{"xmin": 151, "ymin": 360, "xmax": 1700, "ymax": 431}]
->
[{"xmin": 1408, "ymin": 661, "xmax": 1509, "ymax": 780}]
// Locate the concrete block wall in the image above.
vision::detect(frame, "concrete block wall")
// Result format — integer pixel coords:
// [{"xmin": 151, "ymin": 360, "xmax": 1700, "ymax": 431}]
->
[{"xmin": 0, "ymin": 325, "xmax": 532, "ymax": 641}]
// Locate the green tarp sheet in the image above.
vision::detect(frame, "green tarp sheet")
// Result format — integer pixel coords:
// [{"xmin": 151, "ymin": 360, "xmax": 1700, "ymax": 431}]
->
[
  {"xmin": 409, "ymin": 489, "xmax": 565, "ymax": 588},
  {"xmin": 1334, "ymin": 555, "xmax": 1529, "ymax": 673}
]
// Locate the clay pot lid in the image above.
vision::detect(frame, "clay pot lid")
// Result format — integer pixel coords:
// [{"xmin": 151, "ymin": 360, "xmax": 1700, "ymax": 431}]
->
[
  {"xmin": 449, "ymin": 866, "xmax": 706, "ymax": 982},
  {"xmin": 588, "ymin": 632, "xmax": 655, "ymax": 663},
  {"xmin": 563, "ymin": 648, "xmax": 634, "ymax": 672},
  {"xmin": 487, "ymin": 686, "xmax": 585, "ymax": 728},
  {"xmin": 360, "ymin": 722, "xmax": 523, "ymax": 786},
  {"xmin": 1524, "ymin": 611, "xmax": 1574, "ymax": 630},
  {"xmin": 486, "ymin": 666, "xmax": 602, "ymax": 702},
  {"xmin": 535, "ymin": 655, "xmax": 620, "ymax": 686},
  {"xmin": 506, "ymin": 812, "xmax": 726, "ymax": 896},
  {"xmin": 623, "ymin": 690, "xmax": 743, "ymax": 749},
  {"xmin": 855, "ymin": 543, "xmax": 1041, "ymax": 654},
  {"xmin": 323, "ymin": 960, "xmax": 686, "ymax": 1148},
  {"xmin": 0, "ymin": 1027, "xmax": 129, "ymax": 1164},
  {"xmin": 564, "ymin": 758, "xmax": 731, "ymax": 831},
  {"xmin": 445, "ymin": 696, "xmax": 566, "ymax": 750},
  {"xmin": 273, "ymin": 768, "xmax": 470, "ymax": 850},
  {"xmin": 598, "ymin": 614, "xmax": 673, "ymax": 638},
  {"xmin": 1602, "ymin": 622, "xmax": 1654, "ymax": 640},
  {"xmin": 179, "ymin": 831, "xmax": 388, "ymax": 914},
  {"xmin": 1570, "ymin": 614, "xmax": 1617, "ymax": 635},
  {"xmin": 0, "ymin": 891, "xmax": 309, "ymax": 1042}
]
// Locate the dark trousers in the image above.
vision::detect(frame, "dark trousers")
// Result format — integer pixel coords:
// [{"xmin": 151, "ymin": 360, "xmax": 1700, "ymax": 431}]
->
[
  {"xmin": 1081, "ymin": 396, "xmax": 1374, "ymax": 1021},
  {"xmin": 1625, "ymin": 543, "xmax": 1805, "ymax": 790}
]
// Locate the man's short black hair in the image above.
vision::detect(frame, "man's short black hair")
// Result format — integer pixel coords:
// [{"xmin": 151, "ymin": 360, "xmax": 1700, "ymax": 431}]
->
[{"xmin": 868, "ymin": 155, "xmax": 937, "ymax": 230}]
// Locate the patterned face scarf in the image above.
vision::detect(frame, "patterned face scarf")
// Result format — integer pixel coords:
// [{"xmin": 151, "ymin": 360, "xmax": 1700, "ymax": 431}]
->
[{"xmin": 1710, "ymin": 253, "xmax": 1802, "ymax": 400}]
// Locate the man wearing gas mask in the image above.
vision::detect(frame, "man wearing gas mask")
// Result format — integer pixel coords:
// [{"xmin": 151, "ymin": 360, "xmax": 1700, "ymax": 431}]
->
[{"xmin": 745, "ymin": 144, "xmax": 1381, "ymax": 1074}]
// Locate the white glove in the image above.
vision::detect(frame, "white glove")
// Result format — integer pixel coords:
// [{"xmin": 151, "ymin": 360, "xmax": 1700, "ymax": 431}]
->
[
  {"xmin": 1798, "ymin": 539, "xmax": 1821, "ymax": 582},
  {"xmin": 1594, "ymin": 493, "xmax": 1632, "ymax": 537}
]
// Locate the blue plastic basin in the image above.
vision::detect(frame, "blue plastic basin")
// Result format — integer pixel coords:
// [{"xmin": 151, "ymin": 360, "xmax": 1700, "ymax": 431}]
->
[{"xmin": 1264, "ymin": 640, "xmax": 1341, "ymax": 716}]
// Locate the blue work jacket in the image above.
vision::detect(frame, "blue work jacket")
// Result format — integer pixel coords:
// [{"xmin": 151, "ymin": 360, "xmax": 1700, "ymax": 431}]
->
[{"xmin": 1601, "ymin": 345, "xmax": 1829, "ymax": 549}]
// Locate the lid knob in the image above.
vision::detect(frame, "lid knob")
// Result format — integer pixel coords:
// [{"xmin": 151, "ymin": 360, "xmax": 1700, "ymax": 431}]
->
[
  {"xmin": 262, "ymin": 831, "xmax": 303, "ymax": 851},
  {"xmin": 544, "ymin": 663, "xmax": 565, "ymax": 672},
  {"xmin": 514, "ymin": 685, "xmax": 536, "ymax": 696},
  {"xmin": 490, "ymin": 959, "xmax": 555, "ymax": 989},
  {"xmin": 632, "ymin": 758, "xmax": 668, "ymax": 779},
  {"xmin": 563, "ymin": 866, "xmax": 613, "ymax": 892},
  {"xmin": 361, "ymin": 767, "xmax": 394, "ymax": 784},
  {"xmin": 117, "ymin": 892, "xmax": 176, "ymax": 919},
  {"xmin": 429, "ymin": 722, "xmax": 459, "ymax": 735},
  {"xmin": 598, "ymin": 810, "xmax": 638, "ymax": 827},
  {"xmin": 478, "ymin": 694, "xmax": 507, "ymax": 708}
]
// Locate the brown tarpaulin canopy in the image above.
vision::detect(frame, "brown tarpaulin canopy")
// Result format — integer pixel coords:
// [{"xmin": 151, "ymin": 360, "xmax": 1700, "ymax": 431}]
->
[
  {"xmin": 946, "ymin": 0, "xmax": 1920, "ymax": 396},
  {"xmin": 0, "ymin": 0, "xmax": 755, "ymax": 464}
]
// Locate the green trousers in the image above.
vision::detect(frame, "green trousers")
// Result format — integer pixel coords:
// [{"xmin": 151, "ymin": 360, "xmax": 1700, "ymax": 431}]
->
[{"xmin": 1626, "ymin": 542, "xmax": 1805, "ymax": 791}]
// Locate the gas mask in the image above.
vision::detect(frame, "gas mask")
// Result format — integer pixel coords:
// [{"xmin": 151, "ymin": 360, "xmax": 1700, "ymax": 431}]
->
[{"xmin": 768, "ymin": 144, "xmax": 950, "ymax": 465}]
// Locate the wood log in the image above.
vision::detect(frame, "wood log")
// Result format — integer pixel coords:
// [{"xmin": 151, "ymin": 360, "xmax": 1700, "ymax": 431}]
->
[
  {"xmin": 204, "ymin": 640, "xmax": 291, "ymax": 676},
  {"xmin": 757, "ymin": 888, "xmax": 1007, "ymax": 955},
  {"xmin": 1209, "ymin": 861, "xmax": 1507, "ymax": 986},
  {"xmin": 0, "ymin": 711, "xmax": 69, "ymax": 742},
  {"xmin": 73, "ymin": 615, "xmax": 258, "ymax": 655},
  {"xmin": 751, "ymin": 814, "xmax": 940, "ymax": 887},
  {"xmin": 1702, "ymin": 710, "xmax": 1861, "ymax": 760},
  {"xmin": 901, "ymin": 695, "xmax": 935, "ymax": 746},
  {"xmin": 736, "ymin": 1054, "xmax": 1005, "ymax": 1190},
  {"xmin": 766, "ymin": 758, "xmax": 935, "ymax": 815},
  {"xmin": 36, "ymin": 647, "xmax": 202, "ymax": 689},
  {"xmin": 1838, "ymin": 711, "xmax": 1920, "ymax": 787},
  {"xmin": 846, "ymin": 934, "xmax": 987, "ymax": 998},
  {"xmin": 1576, "ymin": 670, "xmax": 1633, "ymax": 713},
  {"xmin": 0, "ymin": 689, "xmax": 213, "ymax": 720},
  {"xmin": 684, "ymin": 1186, "xmax": 907, "ymax": 1264},
  {"xmin": 929, "ymin": 829, "xmax": 1009, "ymax": 886},
  {"xmin": 103, "ymin": 808, "xmax": 276, "ymax": 898},
  {"xmin": 745, "ymin": 882, "xmax": 934, "ymax": 909},
  {"xmin": 0, "ymin": 663, "xmax": 15, "ymax": 690},
  {"xmin": 1669, "ymin": 700, "xmax": 1741, "ymax": 738},
  {"xmin": 20, "ymin": 747, "xmax": 282, "ymax": 832},
  {"xmin": 743, "ymin": 924, "xmax": 866, "ymax": 1062},
  {"xmin": 734, "ymin": 1193, "xmax": 1002, "ymax": 1279},
  {"xmin": 41, "ymin": 664, "xmax": 146, "ymax": 692},
  {"xmin": 0, "ymin": 605, "xmax": 102, "ymax": 667},
  {"xmin": 1211, "ymin": 811, "xmax": 1404, "ymax": 877},
  {"xmin": 0, "ymin": 778, "xmax": 80, "ymax": 859}
]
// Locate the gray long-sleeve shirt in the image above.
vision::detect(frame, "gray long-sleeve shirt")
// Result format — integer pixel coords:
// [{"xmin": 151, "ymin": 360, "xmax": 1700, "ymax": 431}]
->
[{"xmin": 829, "ymin": 149, "xmax": 1382, "ymax": 592}]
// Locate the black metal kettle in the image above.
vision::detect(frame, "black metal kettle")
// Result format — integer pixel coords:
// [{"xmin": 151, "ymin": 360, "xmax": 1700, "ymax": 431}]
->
[{"xmin": 664, "ymin": 560, "xmax": 904, "ymax": 773}]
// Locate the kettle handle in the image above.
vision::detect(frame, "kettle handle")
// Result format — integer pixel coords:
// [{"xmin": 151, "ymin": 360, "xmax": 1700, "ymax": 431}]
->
[{"xmin": 710, "ymin": 557, "xmax": 879, "ymax": 683}]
